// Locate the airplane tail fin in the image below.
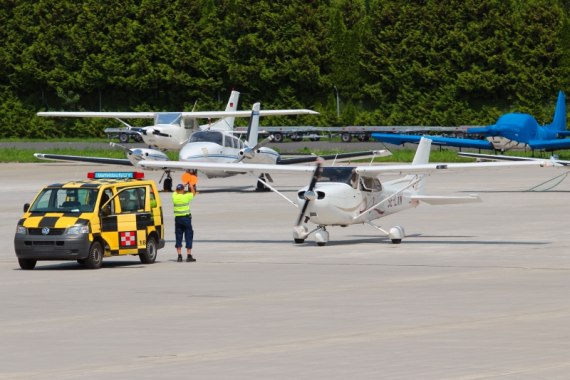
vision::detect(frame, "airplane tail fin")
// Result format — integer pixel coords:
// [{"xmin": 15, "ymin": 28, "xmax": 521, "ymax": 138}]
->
[
  {"xmin": 408, "ymin": 137, "xmax": 432, "ymax": 194},
  {"xmin": 246, "ymin": 102, "xmax": 261, "ymax": 147},
  {"xmin": 412, "ymin": 137, "xmax": 432, "ymax": 165},
  {"xmin": 550, "ymin": 90, "xmax": 566, "ymax": 132},
  {"xmin": 208, "ymin": 90, "xmax": 240, "ymax": 132}
]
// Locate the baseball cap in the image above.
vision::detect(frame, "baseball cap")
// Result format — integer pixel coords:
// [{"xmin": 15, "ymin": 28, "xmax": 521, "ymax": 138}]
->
[{"xmin": 176, "ymin": 184, "xmax": 184, "ymax": 190}]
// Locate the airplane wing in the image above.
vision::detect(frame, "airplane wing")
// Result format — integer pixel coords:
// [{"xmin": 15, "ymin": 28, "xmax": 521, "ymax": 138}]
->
[
  {"xmin": 139, "ymin": 157, "xmax": 556, "ymax": 176},
  {"xmin": 37, "ymin": 110, "xmax": 319, "ymax": 119},
  {"xmin": 34, "ymin": 153, "xmax": 133, "ymax": 166},
  {"xmin": 37, "ymin": 112, "xmax": 156, "ymax": 119},
  {"xmin": 139, "ymin": 160, "xmax": 317, "ymax": 175},
  {"xmin": 355, "ymin": 160, "xmax": 555, "ymax": 177},
  {"xmin": 458, "ymin": 152, "xmax": 570, "ymax": 166},
  {"xmin": 371, "ymin": 133, "xmax": 494, "ymax": 149}
]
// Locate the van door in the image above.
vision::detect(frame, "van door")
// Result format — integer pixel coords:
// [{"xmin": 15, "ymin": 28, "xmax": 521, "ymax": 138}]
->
[{"xmin": 100, "ymin": 186, "xmax": 150, "ymax": 255}]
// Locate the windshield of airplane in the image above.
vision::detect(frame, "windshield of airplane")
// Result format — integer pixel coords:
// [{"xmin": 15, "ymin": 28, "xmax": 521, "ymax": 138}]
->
[
  {"xmin": 189, "ymin": 131, "xmax": 224, "ymax": 145},
  {"xmin": 318, "ymin": 167, "xmax": 355, "ymax": 185},
  {"xmin": 29, "ymin": 188, "xmax": 99, "ymax": 213},
  {"xmin": 155, "ymin": 112, "xmax": 182, "ymax": 126}
]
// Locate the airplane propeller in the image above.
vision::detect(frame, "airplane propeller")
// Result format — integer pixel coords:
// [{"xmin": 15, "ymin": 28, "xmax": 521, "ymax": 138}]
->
[
  {"xmin": 296, "ymin": 158, "xmax": 323, "ymax": 226},
  {"xmin": 237, "ymin": 135, "xmax": 275, "ymax": 162}
]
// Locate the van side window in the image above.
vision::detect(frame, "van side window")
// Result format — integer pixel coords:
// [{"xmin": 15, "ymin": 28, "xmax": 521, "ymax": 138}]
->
[
  {"xmin": 118, "ymin": 187, "xmax": 146, "ymax": 213},
  {"xmin": 100, "ymin": 189, "xmax": 115, "ymax": 215}
]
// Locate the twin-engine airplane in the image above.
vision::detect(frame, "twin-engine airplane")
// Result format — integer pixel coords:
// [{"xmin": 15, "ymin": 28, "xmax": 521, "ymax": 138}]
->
[
  {"xmin": 37, "ymin": 90, "xmax": 318, "ymax": 151},
  {"xmin": 139, "ymin": 137, "xmax": 555, "ymax": 246},
  {"xmin": 35, "ymin": 102, "xmax": 388, "ymax": 191},
  {"xmin": 372, "ymin": 91, "xmax": 570, "ymax": 152}
]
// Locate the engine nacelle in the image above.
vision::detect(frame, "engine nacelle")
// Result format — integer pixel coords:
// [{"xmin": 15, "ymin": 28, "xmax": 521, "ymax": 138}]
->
[
  {"xmin": 239, "ymin": 147, "xmax": 256, "ymax": 159},
  {"xmin": 127, "ymin": 148, "xmax": 169, "ymax": 166}
]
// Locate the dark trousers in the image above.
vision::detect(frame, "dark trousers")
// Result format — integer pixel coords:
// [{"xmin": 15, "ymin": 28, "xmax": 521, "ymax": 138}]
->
[{"xmin": 174, "ymin": 216, "xmax": 193, "ymax": 249}]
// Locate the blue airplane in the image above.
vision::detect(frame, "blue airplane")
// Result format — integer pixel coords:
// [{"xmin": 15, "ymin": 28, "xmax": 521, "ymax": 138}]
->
[{"xmin": 372, "ymin": 91, "xmax": 570, "ymax": 151}]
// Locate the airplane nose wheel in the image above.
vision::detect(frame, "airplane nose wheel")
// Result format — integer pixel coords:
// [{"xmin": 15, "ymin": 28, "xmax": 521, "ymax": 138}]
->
[{"xmin": 160, "ymin": 170, "xmax": 173, "ymax": 192}]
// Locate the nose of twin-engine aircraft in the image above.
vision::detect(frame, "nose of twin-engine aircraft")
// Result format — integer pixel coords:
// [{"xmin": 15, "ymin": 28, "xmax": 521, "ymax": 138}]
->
[{"xmin": 178, "ymin": 142, "xmax": 225, "ymax": 162}]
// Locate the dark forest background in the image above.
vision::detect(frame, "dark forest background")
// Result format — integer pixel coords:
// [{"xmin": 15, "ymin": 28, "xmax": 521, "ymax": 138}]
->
[{"xmin": 1, "ymin": 0, "xmax": 570, "ymax": 138}]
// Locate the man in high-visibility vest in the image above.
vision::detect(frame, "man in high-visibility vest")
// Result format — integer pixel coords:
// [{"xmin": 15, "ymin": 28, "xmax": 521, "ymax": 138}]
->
[{"xmin": 172, "ymin": 182, "xmax": 196, "ymax": 262}]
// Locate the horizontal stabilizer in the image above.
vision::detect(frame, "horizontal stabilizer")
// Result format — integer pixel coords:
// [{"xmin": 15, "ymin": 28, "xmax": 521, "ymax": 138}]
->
[{"xmin": 411, "ymin": 194, "xmax": 482, "ymax": 205}]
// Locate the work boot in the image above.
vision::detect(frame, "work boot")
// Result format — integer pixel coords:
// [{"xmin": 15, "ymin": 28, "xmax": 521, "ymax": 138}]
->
[
  {"xmin": 186, "ymin": 255, "xmax": 196, "ymax": 262},
  {"xmin": 177, "ymin": 255, "xmax": 183, "ymax": 262}
]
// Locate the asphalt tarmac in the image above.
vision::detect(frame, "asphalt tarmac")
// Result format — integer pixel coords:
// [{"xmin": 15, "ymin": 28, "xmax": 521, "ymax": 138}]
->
[{"xmin": 2, "ymin": 162, "xmax": 570, "ymax": 379}]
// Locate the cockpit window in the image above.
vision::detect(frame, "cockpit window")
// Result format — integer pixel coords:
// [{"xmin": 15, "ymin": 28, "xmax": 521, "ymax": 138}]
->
[
  {"xmin": 318, "ymin": 167, "xmax": 355, "ymax": 185},
  {"xmin": 29, "ymin": 188, "xmax": 99, "ymax": 213},
  {"xmin": 189, "ymin": 131, "xmax": 224, "ymax": 145},
  {"xmin": 360, "ymin": 177, "xmax": 382, "ymax": 191},
  {"xmin": 155, "ymin": 112, "xmax": 182, "ymax": 126}
]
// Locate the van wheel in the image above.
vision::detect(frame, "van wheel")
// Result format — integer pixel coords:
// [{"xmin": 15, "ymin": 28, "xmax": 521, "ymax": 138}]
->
[
  {"xmin": 140, "ymin": 236, "xmax": 158, "ymax": 264},
  {"xmin": 83, "ymin": 241, "xmax": 103, "ymax": 269},
  {"xmin": 18, "ymin": 258, "xmax": 37, "ymax": 270}
]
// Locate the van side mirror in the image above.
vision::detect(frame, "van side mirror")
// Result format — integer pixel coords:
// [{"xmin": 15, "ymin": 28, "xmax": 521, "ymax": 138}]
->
[{"xmin": 23, "ymin": 203, "xmax": 30, "ymax": 212}]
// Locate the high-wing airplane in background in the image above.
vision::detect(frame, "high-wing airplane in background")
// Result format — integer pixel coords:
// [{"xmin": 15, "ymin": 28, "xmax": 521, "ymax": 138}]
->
[
  {"xmin": 37, "ymin": 90, "xmax": 318, "ymax": 151},
  {"xmin": 372, "ymin": 91, "xmax": 570, "ymax": 152},
  {"xmin": 35, "ymin": 102, "xmax": 388, "ymax": 191},
  {"xmin": 139, "ymin": 137, "xmax": 556, "ymax": 246}
]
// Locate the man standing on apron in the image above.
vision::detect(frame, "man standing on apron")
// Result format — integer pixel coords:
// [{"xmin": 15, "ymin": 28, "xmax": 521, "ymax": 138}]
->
[{"xmin": 172, "ymin": 182, "xmax": 196, "ymax": 262}]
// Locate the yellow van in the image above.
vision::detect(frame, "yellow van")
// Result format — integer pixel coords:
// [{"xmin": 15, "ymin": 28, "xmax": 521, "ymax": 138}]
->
[{"xmin": 14, "ymin": 172, "xmax": 165, "ymax": 270}]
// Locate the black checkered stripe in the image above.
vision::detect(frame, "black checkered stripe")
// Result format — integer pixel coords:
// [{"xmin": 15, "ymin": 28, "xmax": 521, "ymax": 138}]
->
[{"xmin": 19, "ymin": 213, "xmax": 90, "ymax": 235}]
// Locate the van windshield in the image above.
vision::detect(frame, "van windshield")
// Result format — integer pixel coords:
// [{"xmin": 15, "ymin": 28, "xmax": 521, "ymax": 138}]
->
[{"xmin": 29, "ymin": 188, "xmax": 99, "ymax": 213}]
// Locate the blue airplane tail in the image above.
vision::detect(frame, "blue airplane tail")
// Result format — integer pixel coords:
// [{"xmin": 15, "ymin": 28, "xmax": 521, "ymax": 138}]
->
[{"xmin": 549, "ymin": 90, "xmax": 566, "ymax": 132}]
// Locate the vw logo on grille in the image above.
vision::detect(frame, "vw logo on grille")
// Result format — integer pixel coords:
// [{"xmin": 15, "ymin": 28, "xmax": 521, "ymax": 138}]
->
[{"xmin": 41, "ymin": 227, "xmax": 50, "ymax": 235}]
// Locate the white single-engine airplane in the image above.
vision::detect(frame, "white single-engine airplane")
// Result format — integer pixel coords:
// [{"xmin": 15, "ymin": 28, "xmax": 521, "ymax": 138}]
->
[
  {"xmin": 37, "ymin": 90, "xmax": 318, "ymax": 151},
  {"xmin": 35, "ymin": 102, "xmax": 388, "ymax": 191},
  {"xmin": 139, "ymin": 137, "xmax": 556, "ymax": 246}
]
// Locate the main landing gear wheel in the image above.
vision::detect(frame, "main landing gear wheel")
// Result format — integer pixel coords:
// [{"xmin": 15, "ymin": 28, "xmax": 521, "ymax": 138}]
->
[
  {"xmin": 293, "ymin": 225, "xmax": 308, "ymax": 244},
  {"xmin": 315, "ymin": 229, "xmax": 329, "ymax": 246},
  {"xmin": 388, "ymin": 226, "xmax": 405, "ymax": 244},
  {"xmin": 256, "ymin": 174, "xmax": 270, "ymax": 192}
]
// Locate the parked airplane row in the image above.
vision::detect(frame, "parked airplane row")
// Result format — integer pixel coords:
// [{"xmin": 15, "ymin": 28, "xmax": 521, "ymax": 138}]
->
[
  {"xmin": 36, "ymin": 98, "xmax": 389, "ymax": 191},
  {"xmin": 34, "ymin": 91, "xmax": 565, "ymax": 246}
]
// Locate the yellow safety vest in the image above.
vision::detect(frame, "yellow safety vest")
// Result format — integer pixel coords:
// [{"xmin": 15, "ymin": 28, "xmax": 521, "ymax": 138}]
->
[{"xmin": 172, "ymin": 192, "xmax": 194, "ymax": 216}]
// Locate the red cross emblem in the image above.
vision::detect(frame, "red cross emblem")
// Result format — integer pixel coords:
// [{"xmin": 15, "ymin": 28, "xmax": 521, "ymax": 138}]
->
[{"xmin": 120, "ymin": 231, "xmax": 137, "ymax": 247}]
